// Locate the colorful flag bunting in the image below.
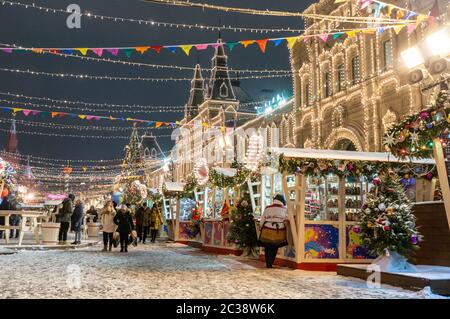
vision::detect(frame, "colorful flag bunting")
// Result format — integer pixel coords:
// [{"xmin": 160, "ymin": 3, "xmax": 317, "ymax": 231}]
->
[
  {"xmin": 226, "ymin": 42, "xmax": 238, "ymax": 51},
  {"xmin": 286, "ymin": 37, "xmax": 298, "ymax": 48},
  {"xmin": 180, "ymin": 45, "xmax": 193, "ymax": 56},
  {"xmin": 91, "ymin": 48, "xmax": 103, "ymax": 57},
  {"xmin": 255, "ymin": 39, "xmax": 268, "ymax": 53},
  {"xmin": 195, "ymin": 44, "xmax": 208, "ymax": 50},
  {"xmin": 106, "ymin": 48, "xmax": 119, "ymax": 56},
  {"xmin": 150, "ymin": 46, "xmax": 163, "ymax": 53},
  {"xmin": 76, "ymin": 48, "xmax": 88, "ymax": 56},
  {"xmin": 240, "ymin": 40, "xmax": 254, "ymax": 48},
  {"xmin": 123, "ymin": 48, "xmax": 134, "ymax": 58},
  {"xmin": 135, "ymin": 46, "xmax": 149, "ymax": 54},
  {"xmin": 271, "ymin": 39, "xmax": 284, "ymax": 46}
]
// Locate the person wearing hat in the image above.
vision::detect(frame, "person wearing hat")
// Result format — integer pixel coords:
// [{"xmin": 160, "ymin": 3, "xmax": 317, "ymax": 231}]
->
[
  {"xmin": 113, "ymin": 204, "xmax": 134, "ymax": 252},
  {"xmin": 259, "ymin": 194, "xmax": 289, "ymax": 268}
]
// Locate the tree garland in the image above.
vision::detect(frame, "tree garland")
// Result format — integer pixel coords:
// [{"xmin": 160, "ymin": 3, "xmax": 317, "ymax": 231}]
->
[
  {"xmin": 278, "ymin": 154, "xmax": 435, "ymax": 180},
  {"xmin": 162, "ymin": 175, "xmax": 198, "ymax": 199},
  {"xmin": 208, "ymin": 161, "xmax": 252, "ymax": 188},
  {"xmin": 384, "ymin": 89, "xmax": 450, "ymax": 159}
]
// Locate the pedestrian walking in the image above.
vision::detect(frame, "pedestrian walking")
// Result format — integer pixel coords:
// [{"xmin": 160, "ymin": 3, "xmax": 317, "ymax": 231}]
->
[
  {"xmin": 100, "ymin": 200, "xmax": 116, "ymax": 251},
  {"xmin": 140, "ymin": 203, "xmax": 152, "ymax": 243},
  {"xmin": 149, "ymin": 202, "xmax": 163, "ymax": 243},
  {"xmin": 258, "ymin": 194, "xmax": 289, "ymax": 268},
  {"xmin": 71, "ymin": 199, "xmax": 84, "ymax": 245},
  {"xmin": 58, "ymin": 194, "xmax": 75, "ymax": 244},
  {"xmin": 134, "ymin": 203, "xmax": 145, "ymax": 243},
  {"xmin": 113, "ymin": 204, "xmax": 134, "ymax": 252}
]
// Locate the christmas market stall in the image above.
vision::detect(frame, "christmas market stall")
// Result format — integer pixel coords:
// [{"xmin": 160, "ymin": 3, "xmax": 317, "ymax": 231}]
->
[{"xmin": 263, "ymin": 148, "xmax": 436, "ymax": 271}]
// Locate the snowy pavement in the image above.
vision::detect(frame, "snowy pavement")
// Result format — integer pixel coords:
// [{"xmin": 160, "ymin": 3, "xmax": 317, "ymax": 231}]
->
[{"xmin": 0, "ymin": 242, "xmax": 447, "ymax": 299}]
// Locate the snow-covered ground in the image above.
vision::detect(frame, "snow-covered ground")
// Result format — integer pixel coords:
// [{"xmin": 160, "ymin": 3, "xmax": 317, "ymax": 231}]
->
[{"xmin": 0, "ymin": 242, "xmax": 447, "ymax": 299}]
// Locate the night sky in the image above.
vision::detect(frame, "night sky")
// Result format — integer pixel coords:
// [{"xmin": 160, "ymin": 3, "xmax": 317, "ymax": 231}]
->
[{"xmin": 0, "ymin": 0, "xmax": 315, "ymax": 161}]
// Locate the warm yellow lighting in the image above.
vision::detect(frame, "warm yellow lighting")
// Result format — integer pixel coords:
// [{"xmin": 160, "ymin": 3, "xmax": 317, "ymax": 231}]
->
[
  {"xmin": 401, "ymin": 46, "xmax": 424, "ymax": 69},
  {"xmin": 426, "ymin": 27, "xmax": 450, "ymax": 57}
]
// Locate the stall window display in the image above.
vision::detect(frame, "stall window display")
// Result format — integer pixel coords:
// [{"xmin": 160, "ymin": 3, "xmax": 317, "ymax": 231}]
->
[{"xmin": 305, "ymin": 174, "xmax": 339, "ymax": 221}]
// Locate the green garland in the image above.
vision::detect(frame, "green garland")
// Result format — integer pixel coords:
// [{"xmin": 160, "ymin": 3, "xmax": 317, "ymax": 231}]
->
[
  {"xmin": 162, "ymin": 175, "xmax": 198, "ymax": 199},
  {"xmin": 384, "ymin": 89, "xmax": 450, "ymax": 159},
  {"xmin": 278, "ymin": 154, "xmax": 435, "ymax": 180},
  {"xmin": 208, "ymin": 161, "xmax": 252, "ymax": 188}
]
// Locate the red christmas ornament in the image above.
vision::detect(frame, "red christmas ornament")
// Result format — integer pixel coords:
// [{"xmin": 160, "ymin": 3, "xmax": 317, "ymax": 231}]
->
[
  {"xmin": 1, "ymin": 187, "xmax": 9, "ymax": 198},
  {"xmin": 383, "ymin": 225, "xmax": 391, "ymax": 231}
]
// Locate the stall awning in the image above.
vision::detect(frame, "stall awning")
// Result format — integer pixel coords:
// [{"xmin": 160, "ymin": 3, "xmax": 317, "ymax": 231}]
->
[
  {"xmin": 272, "ymin": 148, "xmax": 435, "ymax": 164},
  {"xmin": 164, "ymin": 182, "xmax": 186, "ymax": 192}
]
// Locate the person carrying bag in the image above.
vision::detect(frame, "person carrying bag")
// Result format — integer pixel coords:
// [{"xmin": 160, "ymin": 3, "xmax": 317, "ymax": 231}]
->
[{"xmin": 258, "ymin": 194, "xmax": 289, "ymax": 268}]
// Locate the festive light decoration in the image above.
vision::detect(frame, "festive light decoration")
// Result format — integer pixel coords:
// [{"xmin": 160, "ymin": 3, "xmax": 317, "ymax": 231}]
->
[
  {"xmin": 359, "ymin": 171, "xmax": 422, "ymax": 257},
  {"xmin": 278, "ymin": 154, "xmax": 436, "ymax": 180},
  {"xmin": 0, "ymin": 91, "xmax": 269, "ymax": 112},
  {"xmin": 193, "ymin": 158, "xmax": 209, "ymax": 186},
  {"xmin": 0, "ymin": 157, "xmax": 16, "ymax": 191},
  {"xmin": 384, "ymin": 88, "xmax": 450, "ymax": 159},
  {"xmin": 245, "ymin": 134, "xmax": 264, "ymax": 171},
  {"xmin": 209, "ymin": 162, "xmax": 252, "ymax": 188},
  {"xmin": 1, "ymin": 0, "xmax": 309, "ymax": 34},
  {"xmin": 0, "ymin": 67, "xmax": 292, "ymax": 81},
  {"xmin": 144, "ymin": 0, "xmax": 411, "ymax": 23}
]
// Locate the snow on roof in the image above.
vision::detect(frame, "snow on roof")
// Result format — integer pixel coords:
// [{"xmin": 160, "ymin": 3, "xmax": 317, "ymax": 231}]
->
[
  {"xmin": 44, "ymin": 200, "xmax": 62, "ymax": 206},
  {"xmin": 214, "ymin": 167, "xmax": 237, "ymax": 177},
  {"xmin": 164, "ymin": 182, "xmax": 186, "ymax": 192},
  {"xmin": 272, "ymin": 148, "xmax": 435, "ymax": 165}
]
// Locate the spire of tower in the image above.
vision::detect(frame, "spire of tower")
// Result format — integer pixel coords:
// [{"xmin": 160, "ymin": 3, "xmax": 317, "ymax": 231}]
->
[
  {"xmin": 6, "ymin": 119, "xmax": 18, "ymax": 153},
  {"xmin": 207, "ymin": 39, "xmax": 236, "ymax": 101},
  {"xmin": 185, "ymin": 63, "xmax": 205, "ymax": 120}
]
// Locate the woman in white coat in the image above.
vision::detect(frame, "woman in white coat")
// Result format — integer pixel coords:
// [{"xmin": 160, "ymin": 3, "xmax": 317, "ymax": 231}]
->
[{"xmin": 100, "ymin": 200, "xmax": 116, "ymax": 251}]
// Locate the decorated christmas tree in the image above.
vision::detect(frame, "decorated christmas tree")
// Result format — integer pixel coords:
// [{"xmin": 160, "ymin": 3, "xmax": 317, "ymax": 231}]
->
[
  {"xmin": 228, "ymin": 193, "xmax": 258, "ymax": 256},
  {"xmin": 359, "ymin": 171, "xmax": 422, "ymax": 271}
]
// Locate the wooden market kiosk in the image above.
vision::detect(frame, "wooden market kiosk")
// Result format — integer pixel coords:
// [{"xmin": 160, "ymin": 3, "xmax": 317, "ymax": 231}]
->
[
  {"xmin": 163, "ymin": 181, "xmax": 185, "ymax": 242},
  {"xmin": 263, "ymin": 148, "xmax": 435, "ymax": 271}
]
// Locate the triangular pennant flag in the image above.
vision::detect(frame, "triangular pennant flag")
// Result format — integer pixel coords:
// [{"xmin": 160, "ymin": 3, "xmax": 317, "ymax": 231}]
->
[
  {"xmin": 22, "ymin": 109, "xmax": 31, "ymax": 116},
  {"xmin": 195, "ymin": 44, "xmax": 208, "ymax": 50},
  {"xmin": 302, "ymin": 36, "xmax": 310, "ymax": 43},
  {"xmin": 0, "ymin": 48, "xmax": 13, "ymax": 53},
  {"xmin": 286, "ymin": 37, "xmax": 298, "ymax": 48},
  {"xmin": 210, "ymin": 43, "xmax": 220, "ymax": 49},
  {"xmin": 362, "ymin": 29, "xmax": 376, "ymax": 34},
  {"xmin": 240, "ymin": 40, "xmax": 255, "ymax": 48},
  {"xmin": 147, "ymin": 121, "xmax": 155, "ymax": 126},
  {"xmin": 271, "ymin": 39, "xmax": 284, "ymax": 47},
  {"xmin": 76, "ymin": 48, "xmax": 88, "ymax": 56},
  {"xmin": 135, "ymin": 46, "xmax": 149, "ymax": 54},
  {"xmin": 51, "ymin": 112, "xmax": 59, "ymax": 118},
  {"xmin": 150, "ymin": 46, "xmax": 163, "ymax": 53},
  {"xmin": 347, "ymin": 31, "xmax": 356, "ymax": 38},
  {"xmin": 155, "ymin": 122, "xmax": 163, "ymax": 128},
  {"xmin": 394, "ymin": 24, "xmax": 405, "ymax": 34},
  {"xmin": 86, "ymin": 115, "xmax": 94, "ymax": 120},
  {"xmin": 180, "ymin": 45, "xmax": 193, "ymax": 56},
  {"xmin": 109, "ymin": 115, "xmax": 116, "ymax": 120},
  {"xmin": 388, "ymin": 5, "xmax": 393, "ymax": 16},
  {"xmin": 396, "ymin": 9, "xmax": 405, "ymax": 19},
  {"xmin": 361, "ymin": 0, "xmax": 373, "ymax": 10},
  {"xmin": 12, "ymin": 108, "xmax": 22, "ymax": 114},
  {"xmin": 91, "ymin": 48, "xmax": 103, "ymax": 57},
  {"xmin": 416, "ymin": 14, "xmax": 428, "ymax": 26},
  {"xmin": 255, "ymin": 39, "xmax": 268, "ymax": 53},
  {"xmin": 78, "ymin": 115, "xmax": 87, "ymax": 119},
  {"xmin": 226, "ymin": 42, "xmax": 238, "ymax": 51},
  {"xmin": 107, "ymin": 48, "xmax": 119, "ymax": 56},
  {"xmin": 404, "ymin": 12, "xmax": 418, "ymax": 20},
  {"xmin": 407, "ymin": 23, "xmax": 416, "ymax": 34},
  {"xmin": 32, "ymin": 110, "xmax": 40, "ymax": 116},
  {"xmin": 165, "ymin": 46, "xmax": 177, "ymax": 53},
  {"xmin": 122, "ymin": 48, "xmax": 134, "ymax": 58},
  {"xmin": 332, "ymin": 32, "xmax": 344, "ymax": 40},
  {"xmin": 63, "ymin": 49, "xmax": 74, "ymax": 54},
  {"xmin": 318, "ymin": 34, "xmax": 329, "ymax": 42},
  {"xmin": 376, "ymin": 27, "xmax": 386, "ymax": 35},
  {"xmin": 32, "ymin": 48, "xmax": 43, "ymax": 54}
]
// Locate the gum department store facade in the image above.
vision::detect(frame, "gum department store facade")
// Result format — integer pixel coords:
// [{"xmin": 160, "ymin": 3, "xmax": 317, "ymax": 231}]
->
[{"xmin": 150, "ymin": 0, "xmax": 450, "ymax": 186}]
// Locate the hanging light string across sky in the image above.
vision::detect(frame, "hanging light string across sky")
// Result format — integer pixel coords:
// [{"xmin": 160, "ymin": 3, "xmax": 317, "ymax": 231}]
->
[
  {"xmin": 0, "ymin": 43, "xmax": 292, "ymax": 74},
  {"xmin": 0, "ymin": 67, "xmax": 293, "ymax": 82},
  {"xmin": 143, "ymin": 0, "xmax": 423, "ymax": 22},
  {"xmin": 0, "ymin": 91, "xmax": 267, "ymax": 110}
]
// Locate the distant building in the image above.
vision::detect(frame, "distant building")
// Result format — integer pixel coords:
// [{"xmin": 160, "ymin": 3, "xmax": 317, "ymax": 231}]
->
[{"xmin": 2, "ymin": 120, "xmax": 19, "ymax": 167}]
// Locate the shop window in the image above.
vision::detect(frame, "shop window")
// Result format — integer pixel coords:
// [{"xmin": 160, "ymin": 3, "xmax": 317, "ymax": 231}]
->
[{"xmin": 305, "ymin": 174, "xmax": 339, "ymax": 222}]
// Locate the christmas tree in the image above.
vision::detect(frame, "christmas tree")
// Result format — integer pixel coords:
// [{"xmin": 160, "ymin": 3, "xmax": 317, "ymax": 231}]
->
[
  {"xmin": 359, "ymin": 171, "xmax": 422, "ymax": 260},
  {"xmin": 121, "ymin": 124, "xmax": 143, "ymax": 180},
  {"xmin": 228, "ymin": 193, "xmax": 258, "ymax": 256}
]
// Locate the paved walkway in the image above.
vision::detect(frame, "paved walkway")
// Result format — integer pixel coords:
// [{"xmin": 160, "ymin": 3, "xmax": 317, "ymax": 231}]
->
[{"xmin": 0, "ymin": 241, "xmax": 445, "ymax": 299}]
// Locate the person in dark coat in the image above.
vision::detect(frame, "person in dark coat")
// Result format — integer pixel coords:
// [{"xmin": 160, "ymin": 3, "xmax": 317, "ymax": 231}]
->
[
  {"xmin": 134, "ymin": 203, "xmax": 145, "ymax": 243},
  {"xmin": 71, "ymin": 200, "xmax": 84, "ymax": 245},
  {"xmin": 58, "ymin": 194, "xmax": 75, "ymax": 244},
  {"xmin": 113, "ymin": 204, "xmax": 134, "ymax": 252},
  {"xmin": 0, "ymin": 196, "xmax": 10, "ymax": 239}
]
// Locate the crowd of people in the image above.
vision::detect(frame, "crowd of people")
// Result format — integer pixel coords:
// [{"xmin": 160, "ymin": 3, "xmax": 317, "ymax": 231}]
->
[{"xmin": 50, "ymin": 193, "xmax": 164, "ymax": 252}]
